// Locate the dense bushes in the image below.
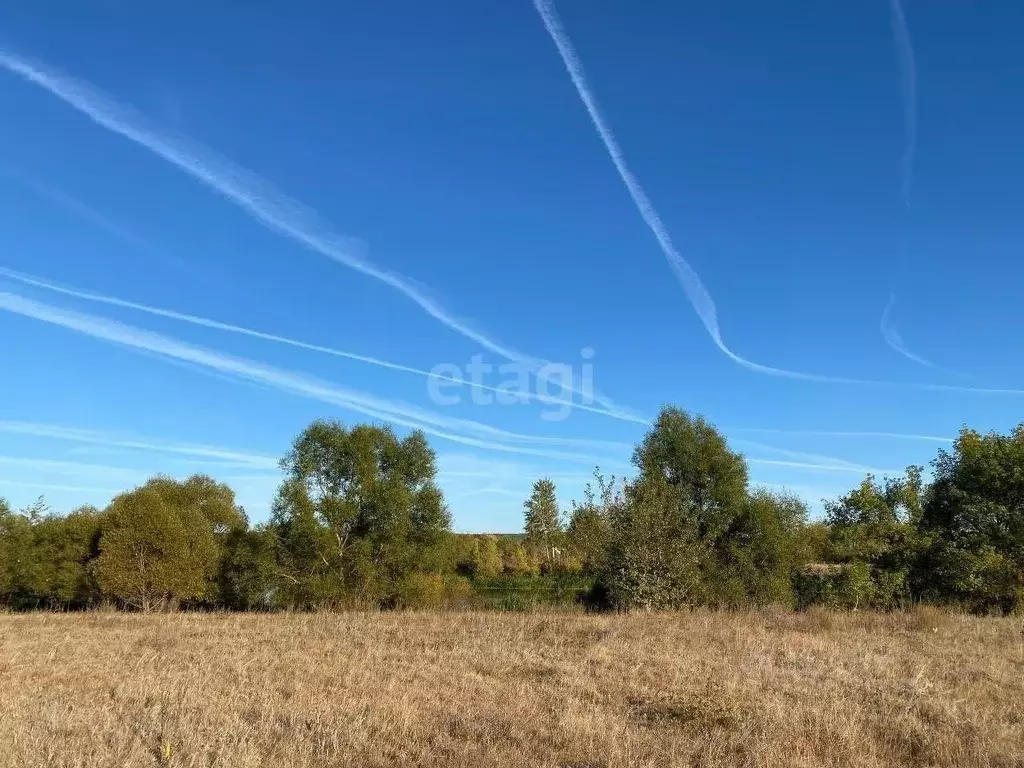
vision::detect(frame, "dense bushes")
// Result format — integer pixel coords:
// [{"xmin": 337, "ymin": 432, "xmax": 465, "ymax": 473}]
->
[{"xmin": 1, "ymin": 409, "xmax": 1022, "ymax": 613}]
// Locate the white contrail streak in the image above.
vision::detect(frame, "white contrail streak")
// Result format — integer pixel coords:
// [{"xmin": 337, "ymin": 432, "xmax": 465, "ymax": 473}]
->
[
  {"xmin": 533, "ymin": 0, "xmax": 1016, "ymax": 397},
  {"xmin": 0, "ymin": 49, "xmax": 630, "ymax": 415},
  {"xmin": 727, "ymin": 426, "xmax": 953, "ymax": 443},
  {"xmin": 732, "ymin": 439, "xmax": 881, "ymax": 475},
  {"xmin": 0, "ymin": 420, "xmax": 280, "ymax": 469},
  {"xmin": 0, "ymin": 290, "xmax": 628, "ymax": 462},
  {"xmin": 747, "ymin": 458, "xmax": 901, "ymax": 475},
  {"xmin": 536, "ymin": 1, "xmax": 1015, "ymax": 403},
  {"xmin": 5, "ymin": 172, "xmax": 197, "ymax": 277},
  {"xmin": 0, "ymin": 267, "xmax": 649, "ymax": 425},
  {"xmin": 890, "ymin": 0, "xmax": 917, "ymax": 210},
  {"xmin": 880, "ymin": 294, "xmax": 965, "ymax": 376},
  {"xmin": 531, "ymin": 0, "xmax": 880, "ymax": 384}
]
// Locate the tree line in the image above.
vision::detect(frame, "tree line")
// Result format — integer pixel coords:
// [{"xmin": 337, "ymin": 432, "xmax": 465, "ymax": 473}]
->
[{"xmin": 1, "ymin": 407, "xmax": 1022, "ymax": 613}]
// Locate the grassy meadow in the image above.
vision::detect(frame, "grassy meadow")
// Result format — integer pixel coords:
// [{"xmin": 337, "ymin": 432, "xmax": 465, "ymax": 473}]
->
[{"xmin": 1, "ymin": 608, "xmax": 1022, "ymax": 767}]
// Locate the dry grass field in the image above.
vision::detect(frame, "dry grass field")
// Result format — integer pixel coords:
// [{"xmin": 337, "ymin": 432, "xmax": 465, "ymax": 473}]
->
[{"xmin": 0, "ymin": 609, "xmax": 1022, "ymax": 768}]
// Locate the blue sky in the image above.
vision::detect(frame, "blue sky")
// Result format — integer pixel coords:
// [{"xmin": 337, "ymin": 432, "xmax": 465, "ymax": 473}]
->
[{"xmin": 1, "ymin": 0, "xmax": 1022, "ymax": 530}]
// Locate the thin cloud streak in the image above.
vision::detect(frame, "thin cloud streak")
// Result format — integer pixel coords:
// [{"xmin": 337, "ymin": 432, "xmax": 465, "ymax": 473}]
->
[
  {"xmin": 890, "ymin": 0, "xmax": 917, "ymax": 210},
  {"xmin": 0, "ymin": 420, "xmax": 280, "ymax": 470},
  {"xmin": 0, "ymin": 50, "xmax": 630, "ymax": 418},
  {"xmin": 533, "ymin": 1, "xmax": 1024, "ymax": 398},
  {"xmin": 0, "ymin": 268, "xmax": 649, "ymax": 425},
  {"xmin": 747, "ymin": 458, "xmax": 901, "ymax": 475},
  {"xmin": 0, "ymin": 478, "xmax": 121, "ymax": 496},
  {"xmin": 880, "ymin": 294, "xmax": 965, "ymax": 376},
  {"xmin": 532, "ymin": 0, "xmax": 834, "ymax": 383},
  {"xmin": 532, "ymin": 1, "xmax": 916, "ymax": 387},
  {"xmin": 6, "ymin": 172, "xmax": 197, "ymax": 277},
  {"xmin": 728, "ymin": 427, "xmax": 954, "ymax": 443},
  {"xmin": 0, "ymin": 290, "xmax": 628, "ymax": 463},
  {"xmin": 733, "ymin": 439, "xmax": 881, "ymax": 474}
]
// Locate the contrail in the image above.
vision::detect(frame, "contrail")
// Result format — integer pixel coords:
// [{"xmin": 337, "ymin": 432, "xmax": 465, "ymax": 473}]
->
[
  {"xmin": 0, "ymin": 477, "xmax": 122, "ymax": 496},
  {"xmin": 732, "ymin": 439, "xmax": 882, "ymax": 475},
  {"xmin": 880, "ymin": 294, "xmax": 965, "ymax": 376},
  {"xmin": 890, "ymin": 0, "xmax": 917, "ymax": 210},
  {"xmin": 727, "ymin": 426, "xmax": 953, "ymax": 443},
  {"xmin": 533, "ymin": 0, "xmax": 1009, "ymax": 397},
  {"xmin": 0, "ymin": 267, "xmax": 648, "ymax": 424},
  {"xmin": 0, "ymin": 290, "xmax": 630, "ymax": 462},
  {"xmin": 0, "ymin": 50, "xmax": 629, "ymax": 416},
  {"xmin": 531, "ymin": 0, "xmax": 879, "ymax": 385},
  {"xmin": 747, "ymin": 458, "xmax": 901, "ymax": 475},
  {"xmin": 0, "ymin": 420, "xmax": 280, "ymax": 469},
  {"xmin": 2, "ymin": 170, "xmax": 197, "ymax": 278}
]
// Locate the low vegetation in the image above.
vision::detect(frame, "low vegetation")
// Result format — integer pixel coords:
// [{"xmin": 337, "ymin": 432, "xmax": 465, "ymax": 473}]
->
[
  {"xmin": 0, "ymin": 609, "xmax": 1021, "ymax": 767},
  {"xmin": 2, "ymin": 405, "xmax": 1023, "ymax": 613}
]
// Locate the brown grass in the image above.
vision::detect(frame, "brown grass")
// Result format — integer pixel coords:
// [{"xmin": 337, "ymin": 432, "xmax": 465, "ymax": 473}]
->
[{"xmin": 0, "ymin": 608, "xmax": 1022, "ymax": 767}]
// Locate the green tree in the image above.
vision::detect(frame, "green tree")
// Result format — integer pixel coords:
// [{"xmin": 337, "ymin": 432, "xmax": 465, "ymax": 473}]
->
[
  {"xmin": 632, "ymin": 407, "xmax": 748, "ymax": 542},
  {"xmin": 474, "ymin": 535, "xmax": 503, "ymax": 579},
  {"xmin": 497, "ymin": 537, "xmax": 539, "ymax": 576},
  {"xmin": 720, "ymin": 489, "xmax": 808, "ymax": 607},
  {"xmin": 0, "ymin": 498, "xmax": 34, "ymax": 606},
  {"xmin": 919, "ymin": 426, "xmax": 1024, "ymax": 613},
  {"xmin": 96, "ymin": 484, "xmax": 218, "ymax": 610},
  {"xmin": 566, "ymin": 471, "xmax": 618, "ymax": 575},
  {"xmin": 142, "ymin": 475, "xmax": 247, "ymax": 605},
  {"xmin": 823, "ymin": 468, "xmax": 927, "ymax": 608},
  {"xmin": 28, "ymin": 506, "xmax": 103, "ymax": 607},
  {"xmin": 523, "ymin": 478, "xmax": 563, "ymax": 568},
  {"xmin": 603, "ymin": 475, "xmax": 713, "ymax": 610},
  {"xmin": 273, "ymin": 420, "xmax": 451, "ymax": 605},
  {"xmin": 218, "ymin": 525, "xmax": 278, "ymax": 610},
  {"xmin": 601, "ymin": 408, "xmax": 751, "ymax": 610}
]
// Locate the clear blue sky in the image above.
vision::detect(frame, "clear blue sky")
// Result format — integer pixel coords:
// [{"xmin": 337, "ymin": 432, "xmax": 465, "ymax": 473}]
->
[{"xmin": 1, "ymin": 0, "xmax": 1022, "ymax": 530}]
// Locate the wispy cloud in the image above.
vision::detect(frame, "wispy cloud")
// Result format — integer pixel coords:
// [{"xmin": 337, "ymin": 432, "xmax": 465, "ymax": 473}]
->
[
  {"xmin": 531, "ymin": 1, "xmax": 901, "ymax": 385},
  {"xmin": 3, "ymin": 171, "xmax": 197, "ymax": 277},
  {"xmin": 0, "ymin": 420, "xmax": 280, "ymax": 469},
  {"xmin": 733, "ymin": 439, "xmax": 883, "ymax": 475},
  {"xmin": 0, "ymin": 290, "xmax": 629, "ymax": 463},
  {"xmin": 880, "ymin": 294, "xmax": 965, "ymax": 376},
  {"xmin": 747, "ymin": 458, "xmax": 899, "ymax": 475},
  {"xmin": 0, "ymin": 267, "xmax": 649, "ymax": 425},
  {"xmin": 728, "ymin": 426, "xmax": 953, "ymax": 443},
  {"xmin": 0, "ymin": 478, "xmax": 121, "ymax": 496},
  {"xmin": 890, "ymin": 0, "xmax": 917, "ymax": 210},
  {"xmin": 0, "ymin": 49, "xmax": 631, "ymax": 417},
  {"xmin": 0, "ymin": 454, "xmax": 144, "ymax": 484},
  {"xmin": 532, "ymin": 1, "xmax": 1021, "ymax": 397}
]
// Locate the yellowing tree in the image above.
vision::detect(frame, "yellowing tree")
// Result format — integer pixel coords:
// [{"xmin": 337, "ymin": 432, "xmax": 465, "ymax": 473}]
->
[{"xmin": 96, "ymin": 484, "xmax": 217, "ymax": 611}]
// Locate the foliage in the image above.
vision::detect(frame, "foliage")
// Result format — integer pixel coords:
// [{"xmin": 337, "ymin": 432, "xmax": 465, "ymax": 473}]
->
[
  {"xmin": 632, "ymin": 406, "xmax": 748, "ymax": 542},
  {"xmin": 95, "ymin": 483, "xmax": 218, "ymax": 610},
  {"xmin": 3, "ymin": 413, "xmax": 1024, "ymax": 616},
  {"xmin": 603, "ymin": 475, "xmax": 714, "ymax": 610},
  {"xmin": 918, "ymin": 426, "xmax": 1024, "ymax": 613},
  {"xmin": 720, "ymin": 489, "xmax": 808, "ymax": 607},
  {"xmin": 822, "ymin": 469, "xmax": 927, "ymax": 608},
  {"xmin": 271, "ymin": 420, "xmax": 451, "ymax": 607},
  {"xmin": 523, "ymin": 478, "xmax": 563, "ymax": 569},
  {"xmin": 566, "ymin": 471, "xmax": 618, "ymax": 576}
]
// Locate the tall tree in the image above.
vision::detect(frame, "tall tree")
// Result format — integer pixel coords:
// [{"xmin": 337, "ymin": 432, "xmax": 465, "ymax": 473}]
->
[
  {"xmin": 632, "ymin": 406, "xmax": 748, "ymax": 542},
  {"xmin": 720, "ymin": 489, "xmax": 808, "ymax": 607},
  {"xmin": 273, "ymin": 420, "xmax": 451, "ymax": 604},
  {"xmin": 96, "ymin": 484, "xmax": 217, "ymax": 610},
  {"xmin": 919, "ymin": 426, "xmax": 1024, "ymax": 613},
  {"xmin": 523, "ymin": 478, "xmax": 563, "ymax": 567},
  {"xmin": 603, "ymin": 474, "xmax": 712, "ymax": 610},
  {"xmin": 566, "ymin": 471, "xmax": 619, "ymax": 575}
]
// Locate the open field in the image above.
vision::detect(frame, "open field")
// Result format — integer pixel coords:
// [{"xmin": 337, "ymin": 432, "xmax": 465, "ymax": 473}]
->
[{"xmin": 0, "ymin": 610, "xmax": 1022, "ymax": 767}]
